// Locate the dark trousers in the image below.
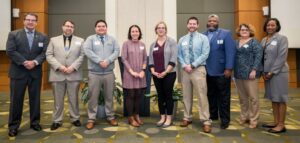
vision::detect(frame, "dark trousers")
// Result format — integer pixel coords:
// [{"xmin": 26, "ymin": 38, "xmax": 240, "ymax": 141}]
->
[
  {"xmin": 207, "ymin": 75, "xmax": 231, "ymax": 125},
  {"xmin": 153, "ymin": 72, "xmax": 176, "ymax": 115},
  {"xmin": 9, "ymin": 76, "xmax": 41, "ymax": 130},
  {"xmin": 124, "ymin": 88, "xmax": 144, "ymax": 116}
]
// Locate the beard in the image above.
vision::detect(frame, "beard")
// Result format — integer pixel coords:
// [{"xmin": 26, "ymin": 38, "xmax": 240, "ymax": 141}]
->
[
  {"xmin": 188, "ymin": 27, "xmax": 197, "ymax": 32},
  {"xmin": 207, "ymin": 24, "xmax": 218, "ymax": 32}
]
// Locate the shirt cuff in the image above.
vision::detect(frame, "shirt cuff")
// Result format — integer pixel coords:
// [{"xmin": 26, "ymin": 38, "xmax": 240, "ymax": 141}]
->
[
  {"xmin": 33, "ymin": 60, "xmax": 39, "ymax": 65},
  {"xmin": 168, "ymin": 62, "xmax": 176, "ymax": 67},
  {"xmin": 148, "ymin": 64, "xmax": 154, "ymax": 68}
]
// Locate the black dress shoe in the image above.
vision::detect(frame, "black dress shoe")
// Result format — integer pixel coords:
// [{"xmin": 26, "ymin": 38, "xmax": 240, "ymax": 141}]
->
[
  {"xmin": 50, "ymin": 123, "xmax": 62, "ymax": 130},
  {"xmin": 31, "ymin": 124, "xmax": 42, "ymax": 131},
  {"xmin": 72, "ymin": 120, "xmax": 81, "ymax": 127},
  {"xmin": 221, "ymin": 124, "xmax": 229, "ymax": 129},
  {"xmin": 262, "ymin": 123, "xmax": 276, "ymax": 128},
  {"xmin": 268, "ymin": 127, "xmax": 286, "ymax": 133},
  {"xmin": 8, "ymin": 129, "xmax": 18, "ymax": 137}
]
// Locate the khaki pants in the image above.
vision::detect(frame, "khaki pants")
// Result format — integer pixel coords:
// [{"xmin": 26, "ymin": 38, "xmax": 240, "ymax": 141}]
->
[
  {"xmin": 87, "ymin": 73, "xmax": 115, "ymax": 121},
  {"xmin": 236, "ymin": 79, "xmax": 259, "ymax": 125},
  {"xmin": 52, "ymin": 80, "xmax": 80, "ymax": 123},
  {"xmin": 181, "ymin": 66, "xmax": 211, "ymax": 125}
]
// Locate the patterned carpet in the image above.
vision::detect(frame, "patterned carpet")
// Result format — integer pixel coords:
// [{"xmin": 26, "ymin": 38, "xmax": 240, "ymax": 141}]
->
[{"xmin": 0, "ymin": 88, "xmax": 299, "ymax": 143}]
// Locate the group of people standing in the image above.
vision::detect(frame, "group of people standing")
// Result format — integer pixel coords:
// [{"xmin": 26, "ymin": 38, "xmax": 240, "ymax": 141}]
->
[
  {"xmin": 234, "ymin": 18, "xmax": 289, "ymax": 133},
  {"xmin": 6, "ymin": 12, "xmax": 289, "ymax": 137}
]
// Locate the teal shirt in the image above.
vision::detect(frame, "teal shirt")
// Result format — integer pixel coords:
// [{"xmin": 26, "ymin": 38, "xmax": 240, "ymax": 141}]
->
[{"xmin": 178, "ymin": 31, "xmax": 210, "ymax": 68}]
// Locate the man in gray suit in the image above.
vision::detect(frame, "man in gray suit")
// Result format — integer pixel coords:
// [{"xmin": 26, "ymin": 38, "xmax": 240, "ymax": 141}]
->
[
  {"xmin": 6, "ymin": 13, "xmax": 48, "ymax": 137},
  {"xmin": 46, "ymin": 20, "xmax": 84, "ymax": 130}
]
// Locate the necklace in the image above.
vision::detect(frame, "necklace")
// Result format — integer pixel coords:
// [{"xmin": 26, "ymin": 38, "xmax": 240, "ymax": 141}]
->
[{"xmin": 239, "ymin": 38, "xmax": 251, "ymax": 48}]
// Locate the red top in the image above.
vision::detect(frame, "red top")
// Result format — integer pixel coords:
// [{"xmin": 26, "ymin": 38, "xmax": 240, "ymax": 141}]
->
[{"xmin": 153, "ymin": 42, "xmax": 165, "ymax": 73}]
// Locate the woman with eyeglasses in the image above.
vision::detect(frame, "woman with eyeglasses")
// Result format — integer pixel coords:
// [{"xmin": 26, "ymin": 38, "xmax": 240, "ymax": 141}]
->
[
  {"xmin": 233, "ymin": 23, "xmax": 263, "ymax": 129},
  {"xmin": 149, "ymin": 21, "xmax": 177, "ymax": 128}
]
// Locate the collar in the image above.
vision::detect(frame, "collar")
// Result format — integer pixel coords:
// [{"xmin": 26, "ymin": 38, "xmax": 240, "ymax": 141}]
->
[
  {"xmin": 269, "ymin": 32, "xmax": 279, "ymax": 39},
  {"xmin": 189, "ymin": 31, "xmax": 198, "ymax": 37},
  {"xmin": 208, "ymin": 29, "xmax": 217, "ymax": 34},
  {"xmin": 97, "ymin": 34, "xmax": 106, "ymax": 39},
  {"xmin": 24, "ymin": 28, "xmax": 35, "ymax": 33},
  {"xmin": 63, "ymin": 34, "xmax": 73, "ymax": 40}
]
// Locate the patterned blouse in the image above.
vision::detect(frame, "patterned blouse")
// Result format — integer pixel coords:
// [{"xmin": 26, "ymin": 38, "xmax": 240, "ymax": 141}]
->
[{"xmin": 233, "ymin": 38, "xmax": 263, "ymax": 79}]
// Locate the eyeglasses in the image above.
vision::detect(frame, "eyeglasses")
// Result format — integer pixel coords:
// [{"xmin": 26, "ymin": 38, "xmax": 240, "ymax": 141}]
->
[
  {"xmin": 240, "ymin": 29, "xmax": 249, "ymax": 32},
  {"xmin": 25, "ymin": 19, "xmax": 37, "ymax": 22}
]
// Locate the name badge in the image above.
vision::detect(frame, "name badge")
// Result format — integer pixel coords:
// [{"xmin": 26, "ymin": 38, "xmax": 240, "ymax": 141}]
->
[
  {"xmin": 217, "ymin": 40, "xmax": 224, "ymax": 44},
  {"xmin": 38, "ymin": 42, "xmax": 43, "ymax": 47},
  {"xmin": 94, "ymin": 41, "xmax": 101, "ymax": 45},
  {"xmin": 153, "ymin": 47, "xmax": 158, "ymax": 51},
  {"xmin": 64, "ymin": 47, "xmax": 70, "ymax": 51},
  {"xmin": 182, "ymin": 41, "xmax": 188, "ymax": 46},
  {"xmin": 140, "ymin": 46, "xmax": 145, "ymax": 50},
  {"xmin": 243, "ymin": 44, "xmax": 249, "ymax": 49},
  {"xmin": 75, "ymin": 41, "xmax": 81, "ymax": 45},
  {"xmin": 271, "ymin": 41, "xmax": 277, "ymax": 46}
]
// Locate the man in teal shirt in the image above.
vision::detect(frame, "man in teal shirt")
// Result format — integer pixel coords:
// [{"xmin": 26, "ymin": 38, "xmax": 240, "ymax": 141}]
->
[{"xmin": 178, "ymin": 16, "xmax": 212, "ymax": 133}]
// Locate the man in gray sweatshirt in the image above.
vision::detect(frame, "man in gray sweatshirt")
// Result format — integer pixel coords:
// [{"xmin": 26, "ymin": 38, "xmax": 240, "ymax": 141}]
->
[{"xmin": 84, "ymin": 19, "xmax": 120, "ymax": 130}]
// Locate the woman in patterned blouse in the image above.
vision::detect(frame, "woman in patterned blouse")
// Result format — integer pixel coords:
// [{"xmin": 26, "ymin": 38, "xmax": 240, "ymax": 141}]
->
[{"xmin": 233, "ymin": 24, "xmax": 263, "ymax": 128}]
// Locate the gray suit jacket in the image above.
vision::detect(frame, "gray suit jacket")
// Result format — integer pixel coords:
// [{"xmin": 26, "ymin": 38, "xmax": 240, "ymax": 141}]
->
[
  {"xmin": 46, "ymin": 35, "xmax": 85, "ymax": 82},
  {"xmin": 6, "ymin": 29, "xmax": 48, "ymax": 79},
  {"xmin": 261, "ymin": 33, "xmax": 289, "ymax": 74}
]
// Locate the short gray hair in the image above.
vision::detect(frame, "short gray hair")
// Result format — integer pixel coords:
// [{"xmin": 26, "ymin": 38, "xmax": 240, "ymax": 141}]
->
[{"xmin": 208, "ymin": 14, "xmax": 219, "ymax": 22}]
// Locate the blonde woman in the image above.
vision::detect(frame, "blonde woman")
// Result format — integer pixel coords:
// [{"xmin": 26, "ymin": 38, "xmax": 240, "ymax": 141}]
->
[{"xmin": 149, "ymin": 21, "xmax": 177, "ymax": 127}]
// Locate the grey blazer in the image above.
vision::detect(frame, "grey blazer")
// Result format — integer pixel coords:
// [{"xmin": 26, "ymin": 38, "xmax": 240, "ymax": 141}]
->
[
  {"xmin": 46, "ymin": 35, "xmax": 85, "ymax": 82},
  {"xmin": 149, "ymin": 36, "xmax": 178, "ymax": 73},
  {"xmin": 261, "ymin": 33, "xmax": 289, "ymax": 74}
]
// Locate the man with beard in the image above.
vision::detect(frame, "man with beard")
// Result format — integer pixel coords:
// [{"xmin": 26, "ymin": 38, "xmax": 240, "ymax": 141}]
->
[
  {"xmin": 46, "ymin": 20, "xmax": 84, "ymax": 130},
  {"xmin": 178, "ymin": 17, "xmax": 212, "ymax": 133},
  {"xmin": 203, "ymin": 14, "xmax": 236, "ymax": 129}
]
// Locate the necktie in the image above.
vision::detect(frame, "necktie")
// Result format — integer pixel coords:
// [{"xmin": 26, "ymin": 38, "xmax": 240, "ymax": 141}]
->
[
  {"xmin": 189, "ymin": 34, "xmax": 194, "ymax": 63},
  {"xmin": 65, "ymin": 37, "xmax": 70, "ymax": 51},
  {"xmin": 100, "ymin": 36, "xmax": 104, "ymax": 45},
  {"xmin": 27, "ymin": 31, "xmax": 34, "ymax": 50}
]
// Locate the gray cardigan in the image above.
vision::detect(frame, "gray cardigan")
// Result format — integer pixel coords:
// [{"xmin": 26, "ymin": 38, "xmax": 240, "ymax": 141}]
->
[
  {"xmin": 149, "ymin": 36, "xmax": 178, "ymax": 73},
  {"xmin": 84, "ymin": 34, "xmax": 120, "ymax": 74}
]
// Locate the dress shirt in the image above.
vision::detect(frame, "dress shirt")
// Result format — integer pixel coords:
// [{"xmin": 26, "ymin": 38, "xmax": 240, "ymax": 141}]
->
[{"xmin": 178, "ymin": 31, "xmax": 210, "ymax": 68}]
